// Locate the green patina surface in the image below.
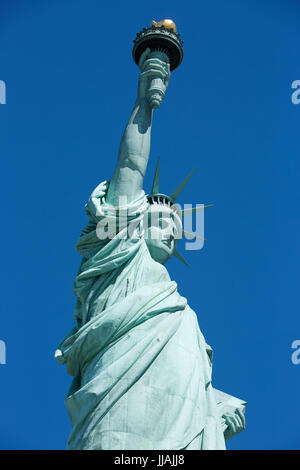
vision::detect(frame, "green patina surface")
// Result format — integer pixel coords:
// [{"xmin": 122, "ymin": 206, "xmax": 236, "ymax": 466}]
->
[{"xmin": 55, "ymin": 45, "xmax": 246, "ymax": 450}]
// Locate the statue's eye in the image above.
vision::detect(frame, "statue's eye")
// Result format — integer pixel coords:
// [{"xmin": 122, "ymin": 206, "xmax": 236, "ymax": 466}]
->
[{"xmin": 159, "ymin": 218, "xmax": 169, "ymax": 230}]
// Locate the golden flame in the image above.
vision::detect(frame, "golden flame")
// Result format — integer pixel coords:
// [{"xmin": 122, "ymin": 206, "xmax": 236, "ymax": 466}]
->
[{"xmin": 151, "ymin": 19, "xmax": 177, "ymax": 33}]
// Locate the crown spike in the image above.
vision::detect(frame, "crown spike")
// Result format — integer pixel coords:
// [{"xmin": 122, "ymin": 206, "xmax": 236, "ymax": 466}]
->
[
  {"xmin": 174, "ymin": 248, "xmax": 190, "ymax": 267},
  {"xmin": 183, "ymin": 230, "xmax": 206, "ymax": 242},
  {"xmin": 170, "ymin": 169, "xmax": 196, "ymax": 201},
  {"xmin": 180, "ymin": 204, "xmax": 214, "ymax": 217},
  {"xmin": 151, "ymin": 156, "xmax": 160, "ymax": 194}
]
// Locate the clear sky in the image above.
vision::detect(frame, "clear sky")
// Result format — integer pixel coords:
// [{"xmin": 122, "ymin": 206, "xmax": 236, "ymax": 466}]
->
[{"xmin": 0, "ymin": 0, "xmax": 300, "ymax": 450}]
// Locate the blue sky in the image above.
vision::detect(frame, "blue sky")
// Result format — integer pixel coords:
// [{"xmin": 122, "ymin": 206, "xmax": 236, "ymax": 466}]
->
[{"xmin": 0, "ymin": 0, "xmax": 300, "ymax": 450}]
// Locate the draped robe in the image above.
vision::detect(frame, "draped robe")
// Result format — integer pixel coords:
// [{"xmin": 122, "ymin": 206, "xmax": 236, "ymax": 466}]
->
[{"xmin": 55, "ymin": 181, "xmax": 227, "ymax": 450}]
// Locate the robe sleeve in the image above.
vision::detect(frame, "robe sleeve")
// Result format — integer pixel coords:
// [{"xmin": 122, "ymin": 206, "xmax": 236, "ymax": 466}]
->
[{"xmin": 75, "ymin": 180, "xmax": 149, "ymax": 259}]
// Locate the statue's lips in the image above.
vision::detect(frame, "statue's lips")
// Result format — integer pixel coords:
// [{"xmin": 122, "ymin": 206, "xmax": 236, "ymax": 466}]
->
[{"xmin": 162, "ymin": 239, "xmax": 173, "ymax": 248}]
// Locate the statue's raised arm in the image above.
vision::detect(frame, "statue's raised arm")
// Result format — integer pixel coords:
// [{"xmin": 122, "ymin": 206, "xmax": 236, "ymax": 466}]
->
[{"xmin": 105, "ymin": 48, "xmax": 170, "ymax": 206}]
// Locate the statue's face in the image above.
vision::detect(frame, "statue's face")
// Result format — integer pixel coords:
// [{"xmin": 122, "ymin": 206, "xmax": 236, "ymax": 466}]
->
[{"xmin": 144, "ymin": 206, "xmax": 178, "ymax": 264}]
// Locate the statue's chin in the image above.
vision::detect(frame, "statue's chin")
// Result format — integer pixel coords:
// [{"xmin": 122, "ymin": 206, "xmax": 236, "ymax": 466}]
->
[{"xmin": 145, "ymin": 239, "xmax": 173, "ymax": 265}]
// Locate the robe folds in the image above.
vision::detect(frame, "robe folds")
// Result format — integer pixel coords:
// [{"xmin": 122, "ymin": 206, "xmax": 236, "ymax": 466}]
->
[{"xmin": 55, "ymin": 181, "xmax": 226, "ymax": 450}]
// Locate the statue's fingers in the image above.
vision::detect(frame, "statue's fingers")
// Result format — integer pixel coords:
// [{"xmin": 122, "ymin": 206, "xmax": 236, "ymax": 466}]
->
[
  {"xmin": 164, "ymin": 68, "xmax": 171, "ymax": 86},
  {"xmin": 222, "ymin": 413, "xmax": 232, "ymax": 427},
  {"xmin": 140, "ymin": 69, "xmax": 167, "ymax": 81},
  {"xmin": 145, "ymin": 61, "xmax": 170, "ymax": 87},
  {"xmin": 166, "ymin": 63, "xmax": 171, "ymax": 79},
  {"xmin": 143, "ymin": 58, "xmax": 170, "ymax": 72},
  {"xmin": 223, "ymin": 414, "xmax": 237, "ymax": 434},
  {"xmin": 142, "ymin": 64, "xmax": 169, "ymax": 77},
  {"xmin": 143, "ymin": 61, "xmax": 168, "ymax": 73},
  {"xmin": 228, "ymin": 416, "xmax": 238, "ymax": 434},
  {"xmin": 232, "ymin": 414, "xmax": 242, "ymax": 430},
  {"xmin": 138, "ymin": 48, "xmax": 151, "ymax": 70},
  {"xmin": 234, "ymin": 414, "xmax": 243, "ymax": 431},
  {"xmin": 236, "ymin": 409, "xmax": 246, "ymax": 429}
]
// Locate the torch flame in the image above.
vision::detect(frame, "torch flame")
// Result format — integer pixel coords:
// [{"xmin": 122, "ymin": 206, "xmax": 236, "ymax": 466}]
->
[{"xmin": 151, "ymin": 19, "xmax": 177, "ymax": 33}]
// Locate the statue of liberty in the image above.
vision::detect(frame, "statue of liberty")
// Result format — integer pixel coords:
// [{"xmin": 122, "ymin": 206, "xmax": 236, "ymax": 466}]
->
[{"xmin": 55, "ymin": 20, "xmax": 246, "ymax": 450}]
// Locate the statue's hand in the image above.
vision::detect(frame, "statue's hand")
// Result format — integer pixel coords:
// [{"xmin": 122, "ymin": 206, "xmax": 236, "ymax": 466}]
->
[
  {"xmin": 137, "ymin": 47, "xmax": 170, "ymax": 107},
  {"xmin": 222, "ymin": 408, "xmax": 246, "ymax": 441}
]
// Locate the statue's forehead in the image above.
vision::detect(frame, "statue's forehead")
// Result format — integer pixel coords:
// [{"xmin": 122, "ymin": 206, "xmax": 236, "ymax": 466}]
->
[{"xmin": 147, "ymin": 205, "xmax": 175, "ymax": 219}]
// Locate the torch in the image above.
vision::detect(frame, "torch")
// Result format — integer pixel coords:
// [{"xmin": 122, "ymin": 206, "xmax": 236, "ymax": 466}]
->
[{"xmin": 132, "ymin": 19, "xmax": 184, "ymax": 109}]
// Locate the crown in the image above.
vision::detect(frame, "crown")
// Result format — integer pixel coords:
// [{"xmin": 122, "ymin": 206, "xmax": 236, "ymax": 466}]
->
[{"xmin": 147, "ymin": 157, "xmax": 208, "ymax": 267}]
